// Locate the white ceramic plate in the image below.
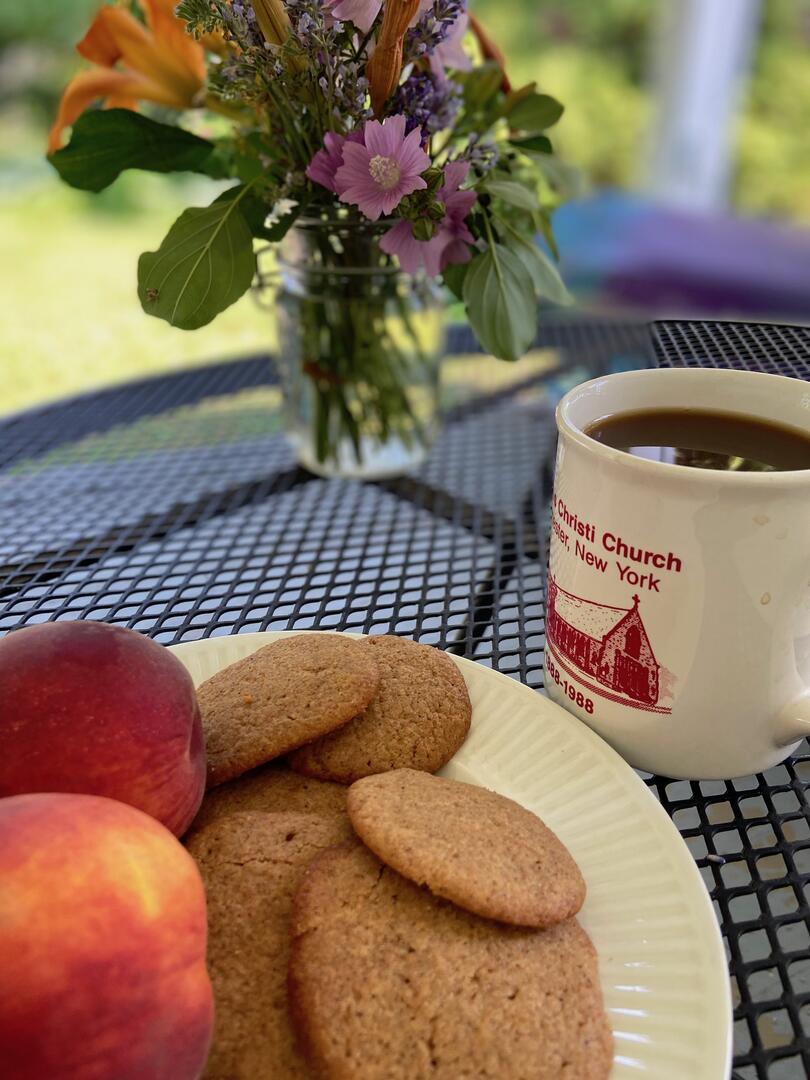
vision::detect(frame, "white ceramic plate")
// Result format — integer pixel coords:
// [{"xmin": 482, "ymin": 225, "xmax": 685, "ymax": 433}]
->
[{"xmin": 172, "ymin": 631, "xmax": 732, "ymax": 1080}]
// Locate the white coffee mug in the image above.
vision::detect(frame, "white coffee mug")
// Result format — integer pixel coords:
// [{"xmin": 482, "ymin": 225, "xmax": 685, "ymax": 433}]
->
[{"xmin": 546, "ymin": 367, "xmax": 810, "ymax": 779}]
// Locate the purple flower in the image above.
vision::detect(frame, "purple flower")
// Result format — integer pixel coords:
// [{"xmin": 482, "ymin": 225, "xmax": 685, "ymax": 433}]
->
[
  {"xmin": 335, "ymin": 115, "xmax": 430, "ymax": 220},
  {"xmin": 460, "ymin": 134, "xmax": 499, "ymax": 174},
  {"xmin": 306, "ymin": 129, "xmax": 365, "ymax": 193},
  {"xmin": 390, "ymin": 71, "xmax": 462, "ymax": 137},
  {"xmin": 405, "ymin": 0, "xmax": 467, "ymax": 66},
  {"xmin": 379, "ymin": 159, "xmax": 477, "ymax": 276}
]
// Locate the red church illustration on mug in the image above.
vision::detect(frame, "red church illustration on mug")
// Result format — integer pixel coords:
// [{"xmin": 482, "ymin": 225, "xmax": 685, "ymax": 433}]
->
[{"xmin": 546, "ymin": 575, "xmax": 663, "ymax": 707}]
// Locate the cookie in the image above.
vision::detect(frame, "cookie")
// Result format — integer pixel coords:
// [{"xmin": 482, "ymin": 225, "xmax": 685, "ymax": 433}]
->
[
  {"xmin": 288, "ymin": 636, "xmax": 471, "ymax": 784},
  {"xmin": 198, "ymin": 633, "xmax": 380, "ymax": 788},
  {"xmin": 186, "ymin": 763, "xmax": 351, "ymax": 839},
  {"xmin": 346, "ymin": 769, "xmax": 585, "ymax": 927},
  {"xmin": 187, "ymin": 811, "xmax": 347, "ymax": 1079},
  {"xmin": 289, "ymin": 841, "xmax": 612, "ymax": 1080}
]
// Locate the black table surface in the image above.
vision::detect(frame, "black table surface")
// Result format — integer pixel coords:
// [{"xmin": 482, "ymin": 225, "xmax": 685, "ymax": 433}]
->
[{"xmin": 3, "ymin": 314, "xmax": 810, "ymax": 1079}]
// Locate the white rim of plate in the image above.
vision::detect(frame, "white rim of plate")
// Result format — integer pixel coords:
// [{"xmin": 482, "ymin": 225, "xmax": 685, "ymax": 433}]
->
[{"xmin": 172, "ymin": 630, "xmax": 732, "ymax": 1080}]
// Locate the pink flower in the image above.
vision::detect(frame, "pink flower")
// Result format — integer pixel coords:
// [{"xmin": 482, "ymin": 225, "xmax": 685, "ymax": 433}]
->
[
  {"xmin": 430, "ymin": 9, "xmax": 472, "ymax": 81},
  {"xmin": 326, "ymin": 0, "xmax": 380, "ymax": 33},
  {"xmin": 326, "ymin": 0, "xmax": 429, "ymax": 34},
  {"xmin": 436, "ymin": 159, "xmax": 477, "ymax": 261},
  {"xmin": 306, "ymin": 129, "xmax": 365, "ymax": 193},
  {"xmin": 379, "ymin": 220, "xmax": 441, "ymax": 276},
  {"xmin": 379, "ymin": 159, "xmax": 477, "ymax": 276},
  {"xmin": 335, "ymin": 114, "xmax": 430, "ymax": 220}
]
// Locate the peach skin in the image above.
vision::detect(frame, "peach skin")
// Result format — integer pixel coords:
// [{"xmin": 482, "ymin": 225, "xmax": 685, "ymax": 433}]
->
[
  {"xmin": 0, "ymin": 621, "xmax": 205, "ymax": 836},
  {"xmin": 0, "ymin": 793, "xmax": 213, "ymax": 1080}
]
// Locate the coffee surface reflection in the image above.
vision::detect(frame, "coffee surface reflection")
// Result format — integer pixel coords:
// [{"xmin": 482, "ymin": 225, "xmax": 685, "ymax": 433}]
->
[{"xmin": 584, "ymin": 409, "xmax": 810, "ymax": 472}]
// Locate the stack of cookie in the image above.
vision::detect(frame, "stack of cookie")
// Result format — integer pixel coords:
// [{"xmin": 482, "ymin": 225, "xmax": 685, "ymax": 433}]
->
[
  {"xmin": 197, "ymin": 633, "xmax": 472, "ymax": 789},
  {"xmin": 185, "ymin": 633, "xmax": 612, "ymax": 1079}
]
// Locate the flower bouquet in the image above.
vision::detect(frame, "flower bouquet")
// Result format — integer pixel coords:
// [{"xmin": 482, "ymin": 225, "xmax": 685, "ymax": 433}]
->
[{"xmin": 49, "ymin": 0, "xmax": 570, "ymax": 475}]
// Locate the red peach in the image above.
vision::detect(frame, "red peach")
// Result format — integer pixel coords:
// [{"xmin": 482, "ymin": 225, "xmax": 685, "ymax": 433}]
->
[
  {"xmin": 0, "ymin": 793, "xmax": 213, "ymax": 1080},
  {"xmin": 0, "ymin": 621, "xmax": 204, "ymax": 836}
]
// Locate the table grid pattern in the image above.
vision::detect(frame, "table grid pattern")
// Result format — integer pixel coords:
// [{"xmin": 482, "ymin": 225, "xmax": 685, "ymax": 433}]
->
[{"xmin": 1, "ymin": 314, "xmax": 809, "ymax": 1078}]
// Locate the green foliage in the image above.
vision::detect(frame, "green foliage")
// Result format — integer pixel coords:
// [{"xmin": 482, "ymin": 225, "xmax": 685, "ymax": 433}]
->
[
  {"xmin": 48, "ymin": 110, "xmax": 225, "ymax": 192},
  {"xmin": 0, "ymin": 0, "xmax": 97, "ymax": 47},
  {"xmin": 521, "ymin": 45, "xmax": 649, "ymax": 189},
  {"xmin": 234, "ymin": 190, "xmax": 301, "ymax": 241},
  {"xmin": 138, "ymin": 185, "xmax": 257, "ymax": 330},
  {"xmin": 454, "ymin": 62, "xmax": 504, "ymax": 135},
  {"xmin": 505, "ymin": 92, "xmax": 564, "ymax": 132},
  {"xmin": 530, "ymin": 152, "xmax": 587, "ymax": 202},
  {"xmin": 460, "ymin": 62, "xmax": 504, "ymax": 111},
  {"xmin": 734, "ymin": 0, "xmax": 810, "ymax": 221},
  {"xmin": 509, "ymin": 135, "xmax": 553, "ymax": 155},
  {"xmin": 498, "ymin": 221, "xmax": 571, "ymax": 306},
  {"xmin": 462, "ymin": 245, "xmax": 537, "ymax": 363},
  {"xmin": 175, "ymin": 0, "xmax": 222, "ymax": 36},
  {"xmin": 483, "ymin": 179, "xmax": 539, "ymax": 212},
  {"xmin": 442, "ymin": 262, "xmax": 469, "ymax": 301}
]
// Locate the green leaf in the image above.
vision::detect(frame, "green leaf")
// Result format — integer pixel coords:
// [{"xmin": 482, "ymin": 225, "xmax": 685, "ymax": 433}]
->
[
  {"xmin": 232, "ymin": 132, "xmax": 281, "ymax": 182},
  {"xmin": 216, "ymin": 186, "xmax": 275, "ymax": 241},
  {"xmin": 48, "ymin": 109, "xmax": 224, "ymax": 193},
  {"xmin": 530, "ymin": 154, "xmax": 587, "ymax": 200},
  {"xmin": 442, "ymin": 261, "xmax": 469, "ymax": 301},
  {"xmin": 263, "ymin": 202, "xmax": 302, "ymax": 242},
  {"xmin": 503, "ymin": 82, "xmax": 537, "ymax": 112},
  {"xmin": 503, "ymin": 229, "xmax": 571, "ymax": 306},
  {"xmin": 462, "ymin": 244, "xmax": 537, "ymax": 362},
  {"xmin": 483, "ymin": 179, "xmax": 539, "ymax": 211},
  {"xmin": 537, "ymin": 208, "xmax": 560, "ymax": 262},
  {"xmin": 213, "ymin": 186, "xmax": 300, "ymax": 242},
  {"xmin": 509, "ymin": 134, "xmax": 553, "ymax": 155},
  {"xmin": 461, "ymin": 62, "xmax": 504, "ymax": 111},
  {"xmin": 231, "ymin": 153, "xmax": 267, "ymax": 183},
  {"xmin": 507, "ymin": 92, "xmax": 564, "ymax": 133},
  {"xmin": 138, "ymin": 186, "xmax": 257, "ymax": 330}
]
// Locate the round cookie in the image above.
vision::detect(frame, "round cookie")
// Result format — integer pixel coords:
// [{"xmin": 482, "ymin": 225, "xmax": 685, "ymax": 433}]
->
[
  {"xmin": 346, "ymin": 769, "xmax": 585, "ymax": 927},
  {"xmin": 186, "ymin": 762, "xmax": 350, "ymax": 838},
  {"xmin": 288, "ymin": 635, "xmax": 471, "ymax": 784},
  {"xmin": 187, "ymin": 811, "xmax": 346, "ymax": 1079},
  {"xmin": 198, "ymin": 633, "xmax": 380, "ymax": 788},
  {"xmin": 289, "ymin": 841, "xmax": 613, "ymax": 1080}
]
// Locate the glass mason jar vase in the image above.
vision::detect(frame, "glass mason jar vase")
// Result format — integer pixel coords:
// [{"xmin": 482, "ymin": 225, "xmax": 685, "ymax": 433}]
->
[{"xmin": 276, "ymin": 213, "xmax": 444, "ymax": 479}]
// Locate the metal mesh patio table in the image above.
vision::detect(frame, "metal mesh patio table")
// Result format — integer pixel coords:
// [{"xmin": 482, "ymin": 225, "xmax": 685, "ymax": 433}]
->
[{"xmin": 2, "ymin": 314, "xmax": 810, "ymax": 1079}]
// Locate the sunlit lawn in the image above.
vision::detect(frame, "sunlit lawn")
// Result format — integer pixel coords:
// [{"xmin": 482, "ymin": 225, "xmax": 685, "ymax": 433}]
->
[{"xmin": 1, "ymin": 120, "xmax": 274, "ymax": 417}]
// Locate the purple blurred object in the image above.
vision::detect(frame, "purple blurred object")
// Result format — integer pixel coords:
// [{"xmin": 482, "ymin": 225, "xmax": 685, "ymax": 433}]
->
[{"xmin": 553, "ymin": 192, "xmax": 810, "ymax": 322}]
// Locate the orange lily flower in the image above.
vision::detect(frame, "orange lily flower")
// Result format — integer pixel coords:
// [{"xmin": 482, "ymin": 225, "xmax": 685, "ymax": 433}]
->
[
  {"xmin": 48, "ymin": 0, "xmax": 212, "ymax": 154},
  {"xmin": 366, "ymin": 0, "xmax": 422, "ymax": 116}
]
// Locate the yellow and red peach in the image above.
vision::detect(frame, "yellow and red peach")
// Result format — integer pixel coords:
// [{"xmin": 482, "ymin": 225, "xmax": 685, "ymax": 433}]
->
[
  {"xmin": 0, "ymin": 621, "xmax": 204, "ymax": 835},
  {"xmin": 0, "ymin": 793, "xmax": 213, "ymax": 1079}
]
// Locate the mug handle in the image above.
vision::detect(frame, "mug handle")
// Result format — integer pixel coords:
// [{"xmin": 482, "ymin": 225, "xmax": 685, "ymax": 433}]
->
[{"xmin": 775, "ymin": 692, "xmax": 810, "ymax": 747}]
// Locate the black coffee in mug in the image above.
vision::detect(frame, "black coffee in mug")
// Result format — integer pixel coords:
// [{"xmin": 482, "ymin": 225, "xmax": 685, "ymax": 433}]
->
[{"xmin": 584, "ymin": 408, "xmax": 810, "ymax": 472}]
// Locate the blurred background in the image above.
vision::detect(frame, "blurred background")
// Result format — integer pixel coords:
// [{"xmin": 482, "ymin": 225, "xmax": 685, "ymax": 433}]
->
[{"xmin": 2, "ymin": 0, "xmax": 809, "ymax": 415}]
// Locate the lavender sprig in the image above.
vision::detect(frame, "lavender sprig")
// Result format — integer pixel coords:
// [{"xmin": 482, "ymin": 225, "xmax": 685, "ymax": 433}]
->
[
  {"xmin": 285, "ymin": 0, "xmax": 371, "ymax": 125},
  {"xmin": 391, "ymin": 72, "xmax": 461, "ymax": 138},
  {"xmin": 404, "ymin": 0, "xmax": 465, "ymax": 63},
  {"xmin": 459, "ymin": 134, "xmax": 500, "ymax": 174}
]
